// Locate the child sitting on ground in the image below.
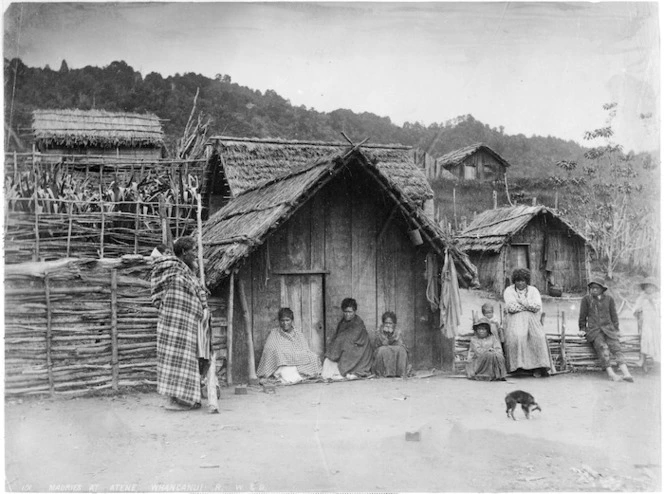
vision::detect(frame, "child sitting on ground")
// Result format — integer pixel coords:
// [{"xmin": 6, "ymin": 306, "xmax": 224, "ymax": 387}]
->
[{"xmin": 466, "ymin": 317, "xmax": 507, "ymax": 381}]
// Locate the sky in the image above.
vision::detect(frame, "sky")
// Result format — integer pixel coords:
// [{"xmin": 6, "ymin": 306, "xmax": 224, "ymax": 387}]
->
[{"xmin": 2, "ymin": 1, "xmax": 661, "ymax": 153}]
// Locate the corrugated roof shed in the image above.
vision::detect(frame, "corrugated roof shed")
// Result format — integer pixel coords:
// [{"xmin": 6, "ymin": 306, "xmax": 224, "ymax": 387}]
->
[
  {"xmin": 455, "ymin": 205, "xmax": 587, "ymax": 252},
  {"xmin": 208, "ymin": 136, "xmax": 434, "ymax": 202},
  {"xmin": 32, "ymin": 109, "xmax": 164, "ymax": 148},
  {"xmin": 437, "ymin": 143, "xmax": 511, "ymax": 169}
]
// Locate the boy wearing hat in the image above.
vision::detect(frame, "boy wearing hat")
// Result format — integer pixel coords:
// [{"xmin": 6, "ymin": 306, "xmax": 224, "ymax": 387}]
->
[{"xmin": 579, "ymin": 278, "xmax": 634, "ymax": 382}]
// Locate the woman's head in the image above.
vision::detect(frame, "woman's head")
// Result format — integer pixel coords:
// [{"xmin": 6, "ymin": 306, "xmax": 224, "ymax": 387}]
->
[
  {"xmin": 381, "ymin": 311, "xmax": 397, "ymax": 332},
  {"xmin": 173, "ymin": 237, "xmax": 197, "ymax": 271},
  {"xmin": 341, "ymin": 298, "xmax": 357, "ymax": 321},
  {"xmin": 278, "ymin": 307, "xmax": 294, "ymax": 332},
  {"xmin": 512, "ymin": 268, "xmax": 531, "ymax": 289},
  {"xmin": 639, "ymin": 277, "xmax": 659, "ymax": 295}
]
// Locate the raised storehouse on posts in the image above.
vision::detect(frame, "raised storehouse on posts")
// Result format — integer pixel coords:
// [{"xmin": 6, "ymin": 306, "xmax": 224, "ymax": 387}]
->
[
  {"xmin": 455, "ymin": 205, "xmax": 589, "ymax": 295},
  {"xmin": 202, "ymin": 138, "xmax": 478, "ymax": 383}
]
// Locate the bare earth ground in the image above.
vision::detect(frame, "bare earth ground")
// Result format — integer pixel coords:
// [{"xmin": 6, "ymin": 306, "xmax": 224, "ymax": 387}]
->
[{"xmin": 5, "ymin": 370, "xmax": 661, "ymax": 493}]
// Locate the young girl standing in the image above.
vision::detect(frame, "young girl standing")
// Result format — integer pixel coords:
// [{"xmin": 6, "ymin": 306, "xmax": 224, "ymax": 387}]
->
[{"xmin": 634, "ymin": 277, "xmax": 660, "ymax": 372}]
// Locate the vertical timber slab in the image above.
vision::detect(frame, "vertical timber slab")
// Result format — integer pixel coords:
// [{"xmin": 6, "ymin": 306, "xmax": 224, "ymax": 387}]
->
[
  {"xmin": 231, "ymin": 268, "xmax": 250, "ymax": 384},
  {"xmin": 310, "ymin": 193, "xmax": 326, "ymax": 355},
  {"xmin": 324, "ymin": 177, "xmax": 352, "ymax": 342},
  {"xmin": 413, "ymin": 249, "xmax": 436, "ymax": 368},
  {"xmin": 351, "ymin": 180, "xmax": 377, "ymax": 331},
  {"xmin": 376, "ymin": 205, "xmax": 397, "ymax": 325},
  {"xmin": 395, "ymin": 218, "xmax": 416, "ymax": 358},
  {"xmin": 250, "ymin": 242, "xmax": 281, "ymax": 360}
]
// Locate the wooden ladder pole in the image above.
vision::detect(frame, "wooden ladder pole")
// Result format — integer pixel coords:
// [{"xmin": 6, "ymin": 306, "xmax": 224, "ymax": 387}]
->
[
  {"xmin": 66, "ymin": 201, "xmax": 73, "ymax": 257},
  {"xmin": 111, "ymin": 269, "xmax": 119, "ymax": 391},
  {"xmin": 134, "ymin": 196, "xmax": 140, "ymax": 254},
  {"xmin": 226, "ymin": 271, "xmax": 235, "ymax": 385},
  {"xmin": 99, "ymin": 163, "xmax": 105, "ymax": 258},
  {"xmin": 44, "ymin": 274, "xmax": 55, "ymax": 397},
  {"xmin": 32, "ymin": 151, "xmax": 40, "ymax": 261}
]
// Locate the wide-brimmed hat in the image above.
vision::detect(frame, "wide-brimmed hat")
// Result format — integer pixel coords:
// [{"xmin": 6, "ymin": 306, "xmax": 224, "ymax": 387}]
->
[
  {"xmin": 587, "ymin": 278, "xmax": 608, "ymax": 292},
  {"xmin": 472, "ymin": 317, "xmax": 492, "ymax": 334},
  {"xmin": 639, "ymin": 277, "xmax": 659, "ymax": 291}
]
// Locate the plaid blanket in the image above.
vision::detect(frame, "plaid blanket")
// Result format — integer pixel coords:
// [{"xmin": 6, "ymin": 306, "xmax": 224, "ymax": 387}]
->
[
  {"xmin": 151, "ymin": 256, "xmax": 209, "ymax": 405},
  {"xmin": 257, "ymin": 327, "xmax": 322, "ymax": 378}
]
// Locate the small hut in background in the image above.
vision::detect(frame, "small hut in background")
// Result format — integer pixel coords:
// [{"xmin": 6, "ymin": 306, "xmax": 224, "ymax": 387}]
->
[
  {"xmin": 411, "ymin": 148, "xmax": 458, "ymax": 182},
  {"xmin": 202, "ymin": 139, "xmax": 478, "ymax": 383},
  {"xmin": 437, "ymin": 143, "xmax": 510, "ymax": 181},
  {"xmin": 455, "ymin": 205, "xmax": 589, "ymax": 295},
  {"xmin": 32, "ymin": 109, "xmax": 165, "ymax": 159}
]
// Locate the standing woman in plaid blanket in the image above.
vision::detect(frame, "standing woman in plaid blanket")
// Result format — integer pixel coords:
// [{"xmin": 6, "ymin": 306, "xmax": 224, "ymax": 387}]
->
[{"xmin": 151, "ymin": 237, "xmax": 211, "ymax": 411}]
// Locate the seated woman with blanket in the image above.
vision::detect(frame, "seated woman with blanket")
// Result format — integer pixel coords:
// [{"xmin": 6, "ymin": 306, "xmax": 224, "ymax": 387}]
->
[
  {"xmin": 257, "ymin": 308, "xmax": 322, "ymax": 384},
  {"xmin": 371, "ymin": 311, "xmax": 409, "ymax": 377},
  {"xmin": 466, "ymin": 317, "xmax": 507, "ymax": 381},
  {"xmin": 322, "ymin": 298, "xmax": 373, "ymax": 380}
]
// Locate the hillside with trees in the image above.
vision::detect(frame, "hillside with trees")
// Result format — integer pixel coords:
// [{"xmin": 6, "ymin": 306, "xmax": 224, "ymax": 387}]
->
[{"xmin": 6, "ymin": 57, "xmax": 596, "ymax": 178}]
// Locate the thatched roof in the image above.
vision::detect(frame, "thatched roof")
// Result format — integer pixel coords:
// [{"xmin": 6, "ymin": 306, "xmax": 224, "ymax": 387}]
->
[
  {"xmin": 455, "ymin": 205, "xmax": 588, "ymax": 252},
  {"xmin": 208, "ymin": 136, "xmax": 434, "ymax": 202},
  {"xmin": 32, "ymin": 109, "xmax": 164, "ymax": 148},
  {"xmin": 202, "ymin": 145, "xmax": 477, "ymax": 290},
  {"xmin": 437, "ymin": 143, "xmax": 511, "ymax": 169}
]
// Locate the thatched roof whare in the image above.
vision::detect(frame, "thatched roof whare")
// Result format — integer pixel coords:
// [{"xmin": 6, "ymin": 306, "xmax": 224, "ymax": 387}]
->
[
  {"xmin": 202, "ymin": 145, "xmax": 477, "ymax": 290},
  {"xmin": 437, "ymin": 143, "xmax": 511, "ymax": 170},
  {"xmin": 32, "ymin": 109, "xmax": 164, "ymax": 148},
  {"xmin": 455, "ymin": 205, "xmax": 588, "ymax": 253},
  {"xmin": 208, "ymin": 136, "xmax": 434, "ymax": 202}
]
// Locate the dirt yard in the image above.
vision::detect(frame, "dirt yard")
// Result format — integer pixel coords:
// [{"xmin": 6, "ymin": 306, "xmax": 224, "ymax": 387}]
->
[{"xmin": 5, "ymin": 369, "xmax": 661, "ymax": 493}]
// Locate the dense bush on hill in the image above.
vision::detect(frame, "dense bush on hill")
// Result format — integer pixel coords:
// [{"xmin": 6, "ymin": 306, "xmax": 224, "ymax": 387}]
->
[{"xmin": 3, "ymin": 57, "xmax": 618, "ymax": 178}]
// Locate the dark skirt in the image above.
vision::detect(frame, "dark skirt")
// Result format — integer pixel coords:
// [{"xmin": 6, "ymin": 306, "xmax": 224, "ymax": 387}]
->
[
  {"xmin": 466, "ymin": 352, "xmax": 507, "ymax": 381},
  {"xmin": 372, "ymin": 345, "xmax": 408, "ymax": 377}
]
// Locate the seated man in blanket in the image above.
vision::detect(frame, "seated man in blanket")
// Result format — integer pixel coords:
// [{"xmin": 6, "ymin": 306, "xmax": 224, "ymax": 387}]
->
[{"xmin": 257, "ymin": 307, "xmax": 322, "ymax": 384}]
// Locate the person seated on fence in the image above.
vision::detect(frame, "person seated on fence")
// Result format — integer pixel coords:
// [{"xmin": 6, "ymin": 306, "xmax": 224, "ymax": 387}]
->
[
  {"xmin": 579, "ymin": 278, "xmax": 634, "ymax": 383},
  {"xmin": 466, "ymin": 317, "xmax": 507, "ymax": 381},
  {"xmin": 322, "ymin": 298, "xmax": 373, "ymax": 380},
  {"xmin": 151, "ymin": 236, "xmax": 212, "ymax": 411},
  {"xmin": 256, "ymin": 307, "xmax": 322, "ymax": 384},
  {"xmin": 371, "ymin": 311, "xmax": 409, "ymax": 378},
  {"xmin": 502, "ymin": 268, "xmax": 552, "ymax": 377},
  {"xmin": 481, "ymin": 302, "xmax": 504, "ymax": 343},
  {"xmin": 633, "ymin": 277, "xmax": 660, "ymax": 373}
]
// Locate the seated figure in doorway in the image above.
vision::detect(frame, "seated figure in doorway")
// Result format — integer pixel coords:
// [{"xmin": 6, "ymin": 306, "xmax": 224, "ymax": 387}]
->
[
  {"xmin": 371, "ymin": 311, "xmax": 409, "ymax": 377},
  {"xmin": 322, "ymin": 298, "xmax": 374, "ymax": 380},
  {"xmin": 257, "ymin": 307, "xmax": 322, "ymax": 384}
]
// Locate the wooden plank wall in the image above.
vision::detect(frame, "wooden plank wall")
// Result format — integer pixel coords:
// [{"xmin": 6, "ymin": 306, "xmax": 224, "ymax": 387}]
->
[{"xmin": 221, "ymin": 169, "xmax": 445, "ymax": 382}]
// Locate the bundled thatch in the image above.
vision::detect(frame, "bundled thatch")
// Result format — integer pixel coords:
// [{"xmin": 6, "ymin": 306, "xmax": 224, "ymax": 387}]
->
[
  {"xmin": 208, "ymin": 136, "xmax": 434, "ymax": 202},
  {"xmin": 32, "ymin": 109, "xmax": 164, "ymax": 149},
  {"xmin": 5, "ymin": 256, "xmax": 228, "ymax": 397},
  {"xmin": 202, "ymin": 145, "xmax": 478, "ymax": 291},
  {"xmin": 437, "ymin": 142, "xmax": 511, "ymax": 170},
  {"xmin": 455, "ymin": 205, "xmax": 588, "ymax": 252}
]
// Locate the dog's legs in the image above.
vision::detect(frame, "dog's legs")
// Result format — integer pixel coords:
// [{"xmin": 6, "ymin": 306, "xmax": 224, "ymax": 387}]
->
[{"xmin": 522, "ymin": 404, "xmax": 530, "ymax": 419}]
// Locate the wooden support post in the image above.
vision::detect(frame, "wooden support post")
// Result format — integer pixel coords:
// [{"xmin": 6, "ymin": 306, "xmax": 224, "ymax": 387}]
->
[
  {"xmin": 453, "ymin": 187, "xmax": 458, "ymax": 231},
  {"xmin": 237, "ymin": 278, "xmax": 258, "ymax": 383},
  {"xmin": 44, "ymin": 274, "xmax": 55, "ymax": 397},
  {"xmin": 99, "ymin": 163, "xmax": 105, "ymax": 258},
  {"xmin": 560, "ymin": 311, "xmax": 567, "ymax": 370},
  {"xmin": 134, "ymin": 197, "xmax": 141, "ymax": 254},
  {"xmin": 66, "ymin": 202, "xmax": 73, "ymax": 257},
  {"xmin": 111, "ymin": 269, "xmax": 119, "ymax": 391},
  {"xmin": 33, "ymin": 152, "xmax": 40, "ymax": 261},
  {"xmin": 226, "ymin": 272, "xmax": 235, "ymax": 385},
  {"xmin": 493, "ymin": 190, "xmax": 498, "ymax": 209}
]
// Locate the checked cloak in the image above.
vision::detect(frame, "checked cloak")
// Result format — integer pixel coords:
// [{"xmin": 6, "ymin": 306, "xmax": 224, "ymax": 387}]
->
[{"xmin": 151, "ymin": 256, "xmax": 209, "ymax": 405}]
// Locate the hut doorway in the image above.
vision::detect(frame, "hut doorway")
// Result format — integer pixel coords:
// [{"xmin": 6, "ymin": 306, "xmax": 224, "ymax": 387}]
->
[
  {"xmin": 510, "ymin": 244, "xmax": 530, "ymax": 270},
  {"xmin": 278, "ymin": 273, "xmax": 326, "ymax": 358}
]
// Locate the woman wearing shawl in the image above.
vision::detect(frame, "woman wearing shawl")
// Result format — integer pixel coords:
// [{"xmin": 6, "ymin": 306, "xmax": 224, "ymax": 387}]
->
[
  {"xmin": 502, "ymin": 268, "xmax": 551, "ymax": 377},
  {"xmin": 371, "ymin": 311, "xmax": 409, "ymax": 377},
  {"xmin": 257, "ymin": 307, "xmax": 322, "ymax": 383},
  {"xmin": 322, "ymin": 298, "xmax": 373, "ymax": 380},
  {"xmin": 466, "ymin": 317, "xmax": 507, "ymax": 381},
  {"xmin": 151, "ymin": 237, "xmax": 211, "ymax": 411}
]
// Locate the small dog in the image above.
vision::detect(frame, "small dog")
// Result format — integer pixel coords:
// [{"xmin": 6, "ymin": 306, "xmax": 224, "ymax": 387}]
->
[{"xmin": 505, "ymin": 390, "xmax": 541, "ymax": 421}]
